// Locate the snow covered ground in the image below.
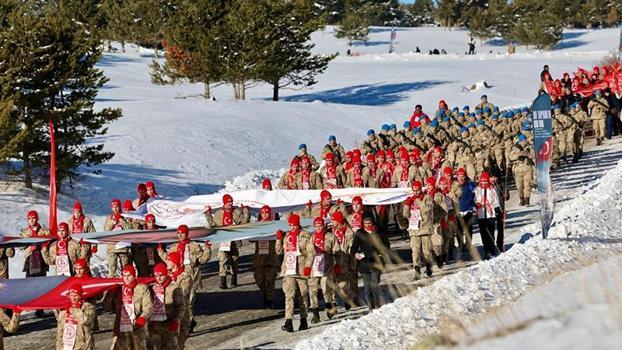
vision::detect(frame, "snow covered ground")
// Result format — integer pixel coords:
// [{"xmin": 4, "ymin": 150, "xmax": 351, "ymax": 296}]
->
[
  {"xmin": 439, "ymin": 253, "xmax": 622, "ymax": 350},
  {"xmin": 1, "ymin": 25, "xmax": 621, "ymax": 348}
]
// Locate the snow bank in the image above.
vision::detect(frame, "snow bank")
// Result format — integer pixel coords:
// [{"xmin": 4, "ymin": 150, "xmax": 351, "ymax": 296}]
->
[
  {"xmin": 219, "ymin": 168, "xmax": 286, "ymax": 193},
  {"xmin": 295, "ymin": 160, "xmax": 622, "ymax": 350},
  {"xmin": 443, "ymin": 254, "xmax": 622, "ymax": 350}
]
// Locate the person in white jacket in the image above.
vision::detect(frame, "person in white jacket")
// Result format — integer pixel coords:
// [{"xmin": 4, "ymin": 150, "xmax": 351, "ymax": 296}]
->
[{"xmin": 474, "ymin": 171, "xmax": 501, "ymax": 259}]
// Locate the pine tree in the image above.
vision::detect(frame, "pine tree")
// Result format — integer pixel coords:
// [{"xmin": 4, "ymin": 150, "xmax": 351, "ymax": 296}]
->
[
  {"xmin": 435, "ymin": 0, "xmax": 460, "ymax": 28},
  {"xmin": 0, "ymin": 1, "xmax": 122, "ymax": 191},
  {"xmin": 509, "ymin": 1, "xmax": 563, "ymax": 49},
  {"xmin": 150, "ymin": 0, "xmax": 228, "ymax": 98},
  {"xmin": 313, "ymin": 0, "xmax": 344, "ymax": 25},
  {"xmin": 334, "ymin": 0, "xmax": 372, "ymax": 46},
  {"xmin": 101, "ymin": 0, "xmax": 134, "ymax": 52},
  {"xmin": 404, "ymin": 0, "xmax": 436, "ymax": 27},
  {"xmin": 126, "ymin": 0, "xmax": 175, "ymax": 59},
  {"xmin": 255, "ymin": 0, "xmax": 336, "ymax": 101},
  {"xmin": 469, "ymin": 0, "xmax": 510, "ymax": 42}
]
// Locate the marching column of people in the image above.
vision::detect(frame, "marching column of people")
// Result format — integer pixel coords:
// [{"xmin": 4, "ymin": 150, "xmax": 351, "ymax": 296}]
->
[{"xmin": 4, "ymin": 87, "xmax": 605, "ymax": 346}]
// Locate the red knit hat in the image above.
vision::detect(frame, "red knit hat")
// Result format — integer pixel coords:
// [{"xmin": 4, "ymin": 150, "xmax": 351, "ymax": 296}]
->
[
  {"xmin": 27, "ymin": 210, "xmax": 38, "ymax": 219},
  {"xmin": 320, "ymin": 190, "xmax": 331, "ymax": 199},
  {"xmin": 137, "ymin": 183, "xmax": 147, "ymax": 192},
  {"xmin": 222, "ymin": 194, "xmax": 233, "ymax": 204},
  {"xmin": 260, "ymin": 205, "xmax": 271, "ymax": 215},
  {"xmin": 167, "ymin": 252, "xmax": 181, "ymax": 267},
  {"xmin": 412, "ymin": 180, "xmax": 422, "ymax": 190},
  {"xmin": 111, "ymin": 199, "xmax": 121, "ymax": 207},
  {"xmin": 456, "ymin": 168, "xmax": 466, "ymax": 176},
  {"xmin": 145, "ymin": 213, "xmax": 156, "ymax": 222},
  {"xmin": 288, "ymin": 214, "xmax": 301, "ymax": 227},
  {"xmin": 153, "ymin": 262, "xmax": 168, "ymax": 276},
  {"xmin": 352, "ymin": 149, "xmax": 361, "ymax": 157},
  {"xmin": 352, "ymin": 155, "xmax": 361, "ymax": 163},
  {"xmin": 480, "ymin": 171, "xmax": 490, "ymax": 182},
  {"xmin": 122, "ymin": 264, "xmax": 137, "ymax": 278},
  {"xmin": 146, "ymin": 181, "xmax": 155, "ymax": 189},
  {"xmin": 352, "ymin": 196, "xmax": 363, "ymax": 205},
  {"xmin": 58, "ymin": 222, "xmax": 69, "ymax": 232},
  {"xmin": 366, "ymin": 153, "xmax": 375, "ymax": 162},
  {"xmin": 443, "ymin": 166, "xmax": 453, "ymax": 176},
  {"xmin": 290, "ymin": 158, "xmax": 300, "ymax": 167},
  {"xmin": 425, "ymin": 177, "xmax": 436, "ymax": 187},
  {"xmin": 313, "ymin": 217, "xmax": 324, "ymax": 226},
  {"xmin": 123, "ymin": 200, "xmax": 134, "ymax": 211},
  {"xmin": 261, "ymin": 178, "xmax": 272, "ymax": 189},
  {"xmin": 325, "ymin": 152, "xmax": 335, "ymax": 160},
  {"xmin": 331, "ymin": 211, "xmax": 344, "ymax": 224},
  {"xmin": 74, "ymin": 258, "xmax": 88, "ymax": 269},
  {"xmin": 73, "ymin": 202, "xmax": 83, "ymax": 211},
  {"xmin": 68, "ymin": 283, "xmax": 84, "ymax": 297},
  {"xmin": 411, "ymin": 149, "xmax": 421, "ymax": 158},
  {"xmin": 376, "ymin": 150, "xmax": 386, "ymax": 157},
  {"xmin": 300, "ymin": 156, "xmax": 310, "ymax": 164},
  {"xmin": 177, "ymin": 224, "xmax": 189, "ymax": 234},
  {"xmin": 386, "ymin": 150, "xmax": 395, "ymax": 158}
]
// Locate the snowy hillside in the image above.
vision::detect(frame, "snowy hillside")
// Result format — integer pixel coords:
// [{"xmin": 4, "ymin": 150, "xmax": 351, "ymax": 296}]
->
[{"xmin": 1, "ymin": 26, "xmax": 619, "ymax": 274}]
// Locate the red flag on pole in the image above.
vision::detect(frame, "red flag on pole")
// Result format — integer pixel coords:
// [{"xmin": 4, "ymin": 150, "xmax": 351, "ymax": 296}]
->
[{"xmin": 49, "ymin": 120, "xmax": 57, "ymax": 236}]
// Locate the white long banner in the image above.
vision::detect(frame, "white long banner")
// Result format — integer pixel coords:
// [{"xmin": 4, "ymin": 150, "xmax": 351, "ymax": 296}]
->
[{"xmin": 128, "ymin": 188, "xmax": 413, "ymax": 228}]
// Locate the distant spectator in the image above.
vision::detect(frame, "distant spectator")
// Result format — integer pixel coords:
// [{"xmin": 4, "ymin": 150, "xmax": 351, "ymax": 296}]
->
[
  {"xmin": 468, "ymin": 41, "xmax": 475, "ymax": 55},
  {"xmin": 415, "ymin": 46, "xmax": 421, "ymax": 53}
]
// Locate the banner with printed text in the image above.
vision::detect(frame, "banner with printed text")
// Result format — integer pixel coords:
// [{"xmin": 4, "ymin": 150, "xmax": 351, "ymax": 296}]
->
[{"xmin": 530, "ymin": 93, "xmax": 556, "ymax": 238}]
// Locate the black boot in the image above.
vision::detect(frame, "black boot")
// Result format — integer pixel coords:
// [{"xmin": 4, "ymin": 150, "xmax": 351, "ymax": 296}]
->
[
  {"xmin": 299, "ymin": 318, "xmax": 309, "ymax": 331},
  {"xmin": 414, "ymin": 266, "xmax": 421, "ymax": 280},
  {"xmin": 231, "ymin": 274, "xmax": 237, "ymax": 288},
  {"xmin": 425, "ymin": 263, "xmax": 433, "ymax": 277},
  {"xmin": 311, "ymin": 308, "xmax": 320, "ymax": 324},
  {"xmin": 572, "ymin": 154, "xmax": 579, "ymax": 163},
  {"xmin": 189, "ymin": 318, "xmax": 197, "ymax": 333},
  {"xmin": 326, "ymin": 302, "xmax": 337, "ymax": 319},
  {"xmin": 219, "ymin": 276, "xmax": 228, "ymax": 289},
  {"xmin": 435, "ymin": 255, "xmax": 443, "ymax": 269},
  {"xmin": 281, "ymin": 319, "xmax": 294, "ymax": 332}
]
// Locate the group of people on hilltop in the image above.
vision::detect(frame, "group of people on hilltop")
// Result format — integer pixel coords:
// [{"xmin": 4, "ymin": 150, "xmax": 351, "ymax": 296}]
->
[
  {"xmin": 541, "ymin": 64, "xmax": 622, "ymax": 145},
  {"xmin": 0, "ymin": 73, "xmax": 605, "ymax": 346}
]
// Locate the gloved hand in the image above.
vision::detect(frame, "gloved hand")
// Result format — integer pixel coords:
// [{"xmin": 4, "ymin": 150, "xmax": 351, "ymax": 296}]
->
[
  {"xmin": 91, "ymin": 245, "xmax": 98, "ymax": 253},
  {"xmin": 276, "ymin": 229, "xmax": 284, "ymax": 240},
  {"xmin": 205, "ymin": 240, "xmax": 212, "ymax": 248},
  {"xmin": 334, "ymin": 264, "xmax": 342, "ymax": 275},
  {"xmin": 157, "ymin": 243, "xmax": 163, "ymax": 251},
  {"xmin": 336, "ymin": 199, "xmax": 343, "ymax": 206},
  {"xmin": 494, "ymin": 207, "xmax": 502, "ymax": 217},
  {"xmin": 168, "ymin": 319, "xmax": 179, "ymax": 332},
  {"xmin": 79, "ymin": 238, "xmax": 86, "ymax": 246},
  {"xmin": 206, "ymin": 206, "xmax": 212, "ymax": 215},
  {"xmin": 135, "ymin": 316, "xmax": 146, "ymax": 328},
  {"xmin": 475, "ymin": 202, "xmax": 483, "ymax": 209},
  {"xmin": 114, "ymin": 212, "xmax": 121, "ymax": 221},
  {"xmin": 12, "ymin": 306, "xmax": 21, "ymax": 315},
  {"xmin": 404, "ymin": 196, "xmax": 413, "ymax": 206},
  {"xmin": 30, "ymin": 245, "xmax": 37, "ymax": 252},
  {"xmin": 303, "ymin": 267, "xmax": 311, "ymax": 276}
]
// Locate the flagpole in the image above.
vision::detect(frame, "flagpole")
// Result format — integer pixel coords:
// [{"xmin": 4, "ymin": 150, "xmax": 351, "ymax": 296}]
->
[{"xmin": 49, "ymin": 120, "xmax": 57, "ymax": 236}]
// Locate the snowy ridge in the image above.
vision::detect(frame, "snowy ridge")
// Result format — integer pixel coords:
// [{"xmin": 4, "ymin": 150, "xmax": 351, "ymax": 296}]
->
[{"xmin": 295, "ymin": 160, "xmax": 622, "ymax": 350}]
